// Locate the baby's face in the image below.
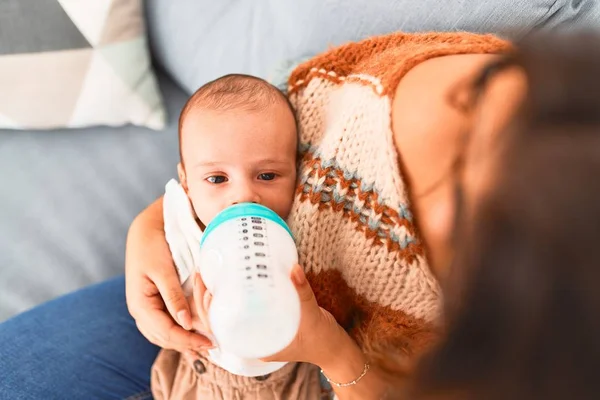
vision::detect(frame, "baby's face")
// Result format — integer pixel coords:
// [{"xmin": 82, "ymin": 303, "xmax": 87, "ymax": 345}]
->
[{"xmin": 179, "ymin": 103, "xmax": 297, "ymax": 227}]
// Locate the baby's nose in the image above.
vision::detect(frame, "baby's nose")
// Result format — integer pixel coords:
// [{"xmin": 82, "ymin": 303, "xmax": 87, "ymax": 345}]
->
[
  {"xmin": 231, "ymin": 199, "xmax": 258, "ymax": 205},
  {"xmin": 230, "ymin": 186, "xmax": 261, "ymax": 206}
]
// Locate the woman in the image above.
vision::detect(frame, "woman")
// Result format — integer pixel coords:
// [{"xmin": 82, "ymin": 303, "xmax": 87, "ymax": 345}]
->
[
  {"xmin": 133, "ymin": 31, "xmax": 514, "ymax": 400},
  {"xmin": 376, "ymin": 33, "xmax": 600, "ymax": 400},
  {"xmin": 0, "ymin": 31, "xmax": 580, "ymax": 399}
]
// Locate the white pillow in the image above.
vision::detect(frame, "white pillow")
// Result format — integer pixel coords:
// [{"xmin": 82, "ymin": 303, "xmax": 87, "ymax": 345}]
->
[{"xmin": 0, "ymin": 0, "xmax": 165, "ymax": 130}]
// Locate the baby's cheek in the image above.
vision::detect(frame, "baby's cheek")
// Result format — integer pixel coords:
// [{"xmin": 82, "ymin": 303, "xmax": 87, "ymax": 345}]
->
[
  {"xmin": 189, "ymin": 196, "xmax": 224, "ymax": 228},
  {"xmin": 185, "ymin": 188, "xmax": 210, "ymax": 224},
  {"xmin": 274, "ymin": 197, "xmax": 295, "ymax": 220},
  {"xmin": 191, "ymin": 201, "xmax": 216, "ymax": 227}
]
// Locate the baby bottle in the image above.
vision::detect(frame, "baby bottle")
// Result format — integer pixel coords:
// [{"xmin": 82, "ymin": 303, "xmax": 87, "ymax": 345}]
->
[{"xmin": 198, "ymin": 203, "xmax": 301, "ymax": 377}]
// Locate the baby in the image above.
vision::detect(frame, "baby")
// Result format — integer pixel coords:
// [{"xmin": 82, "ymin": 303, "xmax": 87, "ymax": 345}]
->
[
  {"xmin": 176, "ymin": 74, "xmax": 297, "ymax": 229},
  {"xmin": 151, "ymin": 75, "xmax": 322, "ymax": 399}
]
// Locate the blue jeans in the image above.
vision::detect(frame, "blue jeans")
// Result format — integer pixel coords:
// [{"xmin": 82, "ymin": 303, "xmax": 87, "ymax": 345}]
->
[{"xmin": 0, "ymin": 275, "xmax": 160, "ymax": 400}]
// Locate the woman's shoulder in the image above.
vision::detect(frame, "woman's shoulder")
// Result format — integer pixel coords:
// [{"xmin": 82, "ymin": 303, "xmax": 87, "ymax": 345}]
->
[{"xmin": 288, "ymin": 31, "xmax": 510, "ymax": 98}]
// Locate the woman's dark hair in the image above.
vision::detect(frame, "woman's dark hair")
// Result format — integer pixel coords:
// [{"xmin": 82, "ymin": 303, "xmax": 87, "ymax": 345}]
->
[{"xmin": 377, "ymin": 31, "xmax": 600, "ymax": 400}]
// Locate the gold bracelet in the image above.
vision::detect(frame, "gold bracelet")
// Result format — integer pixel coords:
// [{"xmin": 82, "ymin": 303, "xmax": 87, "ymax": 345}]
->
[{"xmin": 321, "ymin": 362, "xmax": 370, "ymax": 388}]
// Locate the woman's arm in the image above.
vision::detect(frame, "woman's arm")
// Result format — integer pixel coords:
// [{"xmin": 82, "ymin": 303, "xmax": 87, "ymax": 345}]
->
[
  {"xmin": 319, "ymin": 326, "xmax": 390, "ymax": 400},
  {"xmin": 125, "ymin": 196, "xmax": 211, "ymax": 353}
]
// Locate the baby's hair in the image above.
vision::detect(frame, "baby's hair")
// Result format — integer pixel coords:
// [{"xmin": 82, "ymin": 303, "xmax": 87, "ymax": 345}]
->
[{"xmin": 178, "ymin": 74, "xmax": 296, "ymax": 166}]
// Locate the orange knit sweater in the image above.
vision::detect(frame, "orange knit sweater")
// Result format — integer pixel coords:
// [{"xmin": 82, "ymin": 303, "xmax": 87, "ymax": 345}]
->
[{"xmin": 287, "ymin": 31, "xmax": 510, "ymax": 356}]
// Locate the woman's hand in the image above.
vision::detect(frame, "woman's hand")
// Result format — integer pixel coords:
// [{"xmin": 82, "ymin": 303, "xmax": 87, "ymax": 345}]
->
[
  {"xmin": 262, "ymin": 264, "xmax": 389, "ymax": 399},
  {"xmin": 188, "ymin": 264, "xmax": 344, "ymax": 367},
  {"xmin": 261, "ymin": 264, "xmax": 346, "ymax": 368},
  {"xmin": 125, "ymin": 197, "xmax": 212, "ymax": 354}
]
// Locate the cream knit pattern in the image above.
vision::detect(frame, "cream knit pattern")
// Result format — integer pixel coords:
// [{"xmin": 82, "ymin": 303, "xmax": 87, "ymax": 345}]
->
[{"xmin": 286, "ymin": 31, "xmax": 510, "ymax": 353}]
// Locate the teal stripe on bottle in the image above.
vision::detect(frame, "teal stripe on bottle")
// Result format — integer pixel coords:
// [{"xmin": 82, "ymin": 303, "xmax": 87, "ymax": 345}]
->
[{"xmin": 200, "ymin": 203, "xmax": 293, "ymax": 247}]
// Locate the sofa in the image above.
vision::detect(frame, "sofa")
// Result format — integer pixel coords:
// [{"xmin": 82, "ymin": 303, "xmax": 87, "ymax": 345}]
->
[{"xmin": 1, "ymin": 0, "xmax": 598, "ymax": 322}]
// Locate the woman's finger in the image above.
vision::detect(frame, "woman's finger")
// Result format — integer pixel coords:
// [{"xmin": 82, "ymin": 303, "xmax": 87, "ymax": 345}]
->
[
  {"xmin": 139, "ymin": 306, "xmax": 212, "ymax": 351},
  {"xmin": 136, "ymin": 320, "xmax": 167, "ymax": 349},
  {"xmin": 125, "ymin": 269, "xmax": 156, "ymax": 320},
  {"xmin": 150, "ymin": 265, "xmax": 193, "ymax": 330},
  {"xmin": 290, "ymin": 264, "xmax": 315, "ymax": 303},
  {"xmin": 136, "ymin": 319, "xmax": 194, "ymax": 354},
  {"xmin": 130, "ymin": 279, "xmax": 211, "ymax": 352}
]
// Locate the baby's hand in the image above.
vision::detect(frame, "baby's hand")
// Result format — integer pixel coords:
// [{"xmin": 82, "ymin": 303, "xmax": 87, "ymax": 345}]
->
[{"xmin": 188, "ymin": 272, "xmax": 214, "ymax": 343}]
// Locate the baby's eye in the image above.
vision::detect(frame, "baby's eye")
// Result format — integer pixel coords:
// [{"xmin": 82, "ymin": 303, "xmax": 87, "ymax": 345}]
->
[
  {"xmin": 206, "ymin": 175, "xmax": 228, "ymax": 184},
  {"xmin": 258, "ymin": 173, "xmax": 276, "ymax": 181}
]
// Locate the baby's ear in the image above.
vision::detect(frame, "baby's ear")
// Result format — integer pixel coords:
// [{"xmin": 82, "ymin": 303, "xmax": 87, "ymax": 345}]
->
[{"xmin": 177, "ymin": 163, "xmax": 189, "ymax": 192}]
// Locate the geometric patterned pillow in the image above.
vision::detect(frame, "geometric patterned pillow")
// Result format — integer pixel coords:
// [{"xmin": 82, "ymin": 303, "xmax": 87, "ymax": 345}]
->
[{"xmin": 0, "ymin": 0, "xmax": 165, "ymax": 130}]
